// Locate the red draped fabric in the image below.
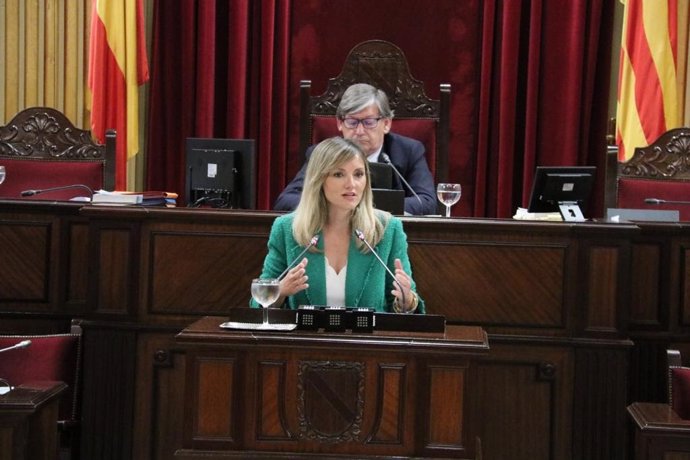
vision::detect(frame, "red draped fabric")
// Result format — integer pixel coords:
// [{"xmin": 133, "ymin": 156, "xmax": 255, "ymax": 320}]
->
[
  {"xmin": 475, "ymin": 0, "xmax": 613, "ymax": 217},
  {"xmin": 146, "ymin": 0, "xmax": 612, "ymax": 218},
  {"xmin": 146, "ymin": 0, "xmax": 290, "ymax": 208}
]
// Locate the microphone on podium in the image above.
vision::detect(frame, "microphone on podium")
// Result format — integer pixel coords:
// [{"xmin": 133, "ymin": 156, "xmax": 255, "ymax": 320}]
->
[
  {"xmin": 0, "ymin": 339, "xmax": 31, "ymax": 354},
  {"xmin": 645, "ymin": 198, "xmax": 690, "ymax": 205},
  {"xmin": 354, "ymin": 228, "xmax": 407, "ymax": 311},
  {"xmin": 277, "ymin": 235, "xmax": 320, "ymax": 280},
  {"xmin": 21, "ymin": 184, "xmax": 95, "ymax": 199},
  {"xmin": 380, "ymin": 153, "xmax": 422, "ymax": 207}
]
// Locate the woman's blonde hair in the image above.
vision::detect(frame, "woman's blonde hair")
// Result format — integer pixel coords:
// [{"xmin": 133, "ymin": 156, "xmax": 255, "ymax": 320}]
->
[{"xmin": 293, "ymin": 137, "xmax": 387, "ymax": 251}]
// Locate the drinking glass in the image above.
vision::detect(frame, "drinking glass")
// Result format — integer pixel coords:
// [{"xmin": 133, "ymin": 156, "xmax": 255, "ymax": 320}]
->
[
  {"xmin": 0, "ymin": 166, "xmax": 5, "ymax": 185},
  {"xmin": 251, "ymin": 278, "xmax": 281, "ymax": 327},
  {"xmin": 437, "ymin": 183, "xmax": 461, "ymax": 217}
]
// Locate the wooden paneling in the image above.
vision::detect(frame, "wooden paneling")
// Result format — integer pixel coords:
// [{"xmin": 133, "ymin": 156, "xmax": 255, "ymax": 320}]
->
[
  {"xmin": 147, "ymin": 232, "xmax": 266, "ymax": 314},
  {"xmin": 0, "ymin": 219, "xmax": 50, "ymax": 303},
  {"xmin": 630, "ymin": 243, "xmax": 663, "ymax": 327},
  {"xmin": 411, "ymin": 243, "xmax": 566, "ymax": 327},
  {"xmin": 177, "ymin": 316, "xmax": 485, "ymax": 459},
  {"xmin": 7, "ymin": 203, "xmax": 690, "ymax": 459},
  {"xmin": 465, "ymin": 343, "xmax": 573, "ymax": 460},
  {"xmin": 0, "ymin": 202, "xmax": 88, "ymax": 314}
]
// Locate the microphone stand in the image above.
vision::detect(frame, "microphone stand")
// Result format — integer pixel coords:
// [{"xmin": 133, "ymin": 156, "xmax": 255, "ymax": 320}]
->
[
  {"xmin": 645, "ymin": 198, "xmax": 690, "ymax": 205},
  {"xmin": 354, "ymin": 229, "xmax": 408, "ymax": 312},
  {"xmin": 380, "ymin": 153, "xmax": 423, "ymax": 207},
  {"xmin": 21, "ymin": 184, "xmax": 94, "ymax": 199},
  {"xmin": 277, "ymin": 235, "xmax": 320, "ymax": 280},
  {"xmin": 0, "ymin": 340, "xmax": 31, "ymax": 354}
]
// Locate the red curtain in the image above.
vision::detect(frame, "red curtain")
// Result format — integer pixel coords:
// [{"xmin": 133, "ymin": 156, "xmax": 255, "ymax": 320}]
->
[
  {"xmin": 146, "ymin": 0, "xmax": 612, "ymax": 218},
  {"xmin": 475, "ymin": 0, "xmax": 613, "ymax": 217},
  {"xmin": 146, "ymin": 0, "xmax": 290, "ymax": 208}
]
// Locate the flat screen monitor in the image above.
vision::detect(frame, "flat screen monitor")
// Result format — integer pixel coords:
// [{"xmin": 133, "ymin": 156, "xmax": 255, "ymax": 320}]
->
[
  {"xmin": 369, "ymin": 162, "xmax": 393, "ymax": 189},
  {"xmin": 527, "ymin": 166, "xmax": 596, "ymax": 221},
  {"xmin": 185, "ymin": 138, "xmax": 256, "ymax": 209},
  {"xmin": 368, "ymin": 162, "xmax": 403, "ymax": 214}
]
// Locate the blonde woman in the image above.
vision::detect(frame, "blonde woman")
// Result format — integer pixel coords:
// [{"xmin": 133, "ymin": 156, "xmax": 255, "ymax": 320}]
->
[{"xmin": 253, "ymin": 136, "xmax": 424, "ymax": 313}]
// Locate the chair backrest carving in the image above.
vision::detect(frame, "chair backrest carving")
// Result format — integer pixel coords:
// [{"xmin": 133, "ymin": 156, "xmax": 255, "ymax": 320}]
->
[
  {"xmin": 605, "ymin": 128, "xmax": 690, "ymax": 220},
  {"xmin": 299, "ymin": 40, "xmax": 451, "ymax": 182},
  {"xmin": 0, "ymin": 107, "xmax": 115, "ymax": 199}
]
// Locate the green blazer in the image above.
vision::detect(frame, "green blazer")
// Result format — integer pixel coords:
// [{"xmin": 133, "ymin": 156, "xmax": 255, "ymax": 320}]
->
[{"xmin": 252, "ymin": 212, "xmax": 425, "ymax": 313}]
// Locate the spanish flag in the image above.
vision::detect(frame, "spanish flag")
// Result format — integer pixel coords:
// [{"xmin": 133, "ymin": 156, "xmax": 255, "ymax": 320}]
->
[
  {"xmin": 616, "ymin": 0, "xmax": 680, "ymax": 161},
  {"xmin": 88, "ymin": 0, "xmax": 149, "ymax": 190}
]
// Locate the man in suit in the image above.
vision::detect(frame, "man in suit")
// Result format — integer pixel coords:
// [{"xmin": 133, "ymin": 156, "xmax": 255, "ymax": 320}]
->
[{"xmin": 274, "ymin": 83, "xmax": 437, "ymax": 215}]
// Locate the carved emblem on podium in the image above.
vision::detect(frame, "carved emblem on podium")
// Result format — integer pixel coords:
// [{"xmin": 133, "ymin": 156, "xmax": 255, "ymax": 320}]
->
[{"xmin": 297, "ymin": 360, "xmax": 365, "ymax": 442}]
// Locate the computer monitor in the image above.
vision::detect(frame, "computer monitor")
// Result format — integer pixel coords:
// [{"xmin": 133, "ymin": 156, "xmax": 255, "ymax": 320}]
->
[
  {"xmin": 369, "ymin": 162, "xmax": 394, "ymax": 189},
  {"xmin": 368, "ymin": 162, "xmax": 404, "ymax": 214},
  {"xmin": 527, "ymin": 166, "xmax": 596, "ymax": 221},
  {"xmin": 185, "ymin": 138, "xmax": 256, "ymax": 209}
]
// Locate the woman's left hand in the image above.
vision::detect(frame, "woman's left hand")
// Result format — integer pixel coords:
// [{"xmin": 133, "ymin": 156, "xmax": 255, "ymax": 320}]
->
[{"xmin": 391, "ymin": 258, "xmax": 415, "ymax": 312}]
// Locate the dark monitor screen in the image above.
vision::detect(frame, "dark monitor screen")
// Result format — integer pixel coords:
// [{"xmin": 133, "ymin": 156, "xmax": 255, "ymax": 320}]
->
[
  {"xmin": 369, "ymin": 162, "xmax": 393, "ymax": 189},
  {"xmin": 368, "ymin": 162, "xmax": 404, "ymax": 214},
  {"xmin": 185, "ymin": 138, "xmax": 256, "ymax": 209},
  {"xmin": 527, "ymin": 166, "xmax": 596, "ymax": 217}
]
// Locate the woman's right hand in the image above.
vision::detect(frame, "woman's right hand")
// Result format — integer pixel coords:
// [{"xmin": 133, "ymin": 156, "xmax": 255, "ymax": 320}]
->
[{"xmin": 280, "ymin": 258, "xmax": 309, "ymax": 297}]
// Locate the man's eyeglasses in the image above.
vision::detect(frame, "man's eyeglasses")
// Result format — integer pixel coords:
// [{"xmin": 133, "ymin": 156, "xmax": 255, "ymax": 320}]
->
[{"xmin": 341, "ymin": 117, "xmax": 384, "ymax": 129}]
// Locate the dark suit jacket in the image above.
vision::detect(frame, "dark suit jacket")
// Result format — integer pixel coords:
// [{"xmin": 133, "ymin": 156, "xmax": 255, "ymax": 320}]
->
[{"xmin": 274, "ymin": 132, "xmax": 437, "ymax": 215}]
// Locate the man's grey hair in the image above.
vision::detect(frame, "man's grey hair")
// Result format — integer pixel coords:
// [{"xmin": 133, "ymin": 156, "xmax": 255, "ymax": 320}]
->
[{"xmin": 336, "ymin": 83, "xmax": 394, "ymax": 119}]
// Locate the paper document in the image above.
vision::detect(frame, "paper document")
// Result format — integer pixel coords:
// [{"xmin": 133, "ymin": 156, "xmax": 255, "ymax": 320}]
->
[{"xmin": 513, "ymin": 207, "xmax": 563, "ymax": 221}]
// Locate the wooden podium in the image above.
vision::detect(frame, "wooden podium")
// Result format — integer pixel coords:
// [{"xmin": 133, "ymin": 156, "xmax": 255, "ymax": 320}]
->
[
  {"xmin": 0, "ymin": 381, "xmax": 67, "ymax": 460},
  {"xmin": 175, "ymin": 312, "xmax": 488, "ymax": 459}
]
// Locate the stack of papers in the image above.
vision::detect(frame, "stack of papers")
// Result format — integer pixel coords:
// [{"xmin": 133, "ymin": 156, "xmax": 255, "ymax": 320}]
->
[
  {"xmin": 91, "ymin": 190, "xmax": 178, "ymax": 206},
  {"xmin": 92, "ymin": 191, "xmax": 142, "ymax": 204},
  {"xmin": 513, "ymin": 207, "xmax": 563, "ymax": 221}
]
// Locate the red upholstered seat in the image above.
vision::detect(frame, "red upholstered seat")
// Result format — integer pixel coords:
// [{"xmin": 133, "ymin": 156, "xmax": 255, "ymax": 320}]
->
[
  {"xmin": 606, "ymin": 128, "xmax": 690, "ymax": 220},
  {"xmin": 667, "ymin": 350, "xmax": 690, "ymax": 421},
  {"xmin": 0, "ymin": 157, "xmax": 105, "ymax": 200},
  {"xmin": 0, "ymin": 106, "xmax": 115, "ymax": 200},
  {"xmin": 671, "ymin": 366, "xmax": 690, "ymax": 420},
  {"xmin": 0, "ymin": 333, "xmax": 81, "ymax": 424},
  {"xmin": 0, "ymin": 330, "xmax": 82, "ymax": 458},
  {"xmin": 618, "ymin": 178, "xmax": 690, "ymax": 221}
]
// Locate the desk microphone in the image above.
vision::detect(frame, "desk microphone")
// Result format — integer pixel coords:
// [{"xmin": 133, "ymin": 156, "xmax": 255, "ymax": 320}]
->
[
  {"xmin": 0, "ymin": 340, "xmax": 31, "ymax": 354},
  {"xmin": 380, "ymin": 153, "xmax": 422, "ymax": 207},
  {"xmin": 354, "ymin": 228, "xmax": 407, "ymax": 310},
  {"xmin": 277, "ymin": 235, "xmax": 320, "ymax": 280},
  {"xmin": 21, "ymin": 184, "xmax": 94, "ymax": 198},
  {"xmin": 645, "ymin": 198, "xmax": 690, "ymax": 205}
]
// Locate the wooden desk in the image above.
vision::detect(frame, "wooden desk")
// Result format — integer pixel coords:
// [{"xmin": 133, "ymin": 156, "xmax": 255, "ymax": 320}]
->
[
  {"xmin": 0, "ymin": 381, "xmax": 67, "ymax": 460},
  {"xmin": 628, "ymin": 402, "xmax": 690, "ymax": 460},
  {"xmin": 175, "ymin": 315, "xmax": 488, "ymax": 459},
  {"xmin": 5, "ymin": 201, "xmax": 687, "ymax": 459}
]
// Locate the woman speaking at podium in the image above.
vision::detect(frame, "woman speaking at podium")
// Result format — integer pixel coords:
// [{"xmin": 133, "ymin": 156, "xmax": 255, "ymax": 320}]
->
[{"xmin": 252, "ymin": 137, "xmax": 424, "ymax": 313}]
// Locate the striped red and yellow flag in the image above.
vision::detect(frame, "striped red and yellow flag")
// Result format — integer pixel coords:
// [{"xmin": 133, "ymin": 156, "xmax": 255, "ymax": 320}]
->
[
  {"xmin": 616, "ymin": 0, "xmax": 680, "ymax": 160},
  {"xmin": 88, "ymin": 0, "xmax": 149, "ymax": 190}
]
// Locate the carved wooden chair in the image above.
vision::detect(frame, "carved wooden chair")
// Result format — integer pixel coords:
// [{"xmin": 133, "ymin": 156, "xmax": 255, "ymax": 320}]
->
[
  {"xmin": 298, "ymin": 39, "xmax": 451, "ymax": 182},
  {"xmin": 605, "ymin": 128, "xmax": 690, "ymax": 220},
  {"xmin": 0, "ymin": 107, "xmax": 115, "ymax": 200},
  {"xmin": 0, "ymin": 322, "xmax": 83, "ymax": 459}
]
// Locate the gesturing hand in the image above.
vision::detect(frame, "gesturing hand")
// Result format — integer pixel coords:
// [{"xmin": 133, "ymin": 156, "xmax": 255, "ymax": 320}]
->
[
  {"xmin": 391, "ymin": 258, "xmax": 415, "ymax": 311},
  {"xmin": 280, "ymin": 258, "xmax": 309, "ymax": 297}
]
